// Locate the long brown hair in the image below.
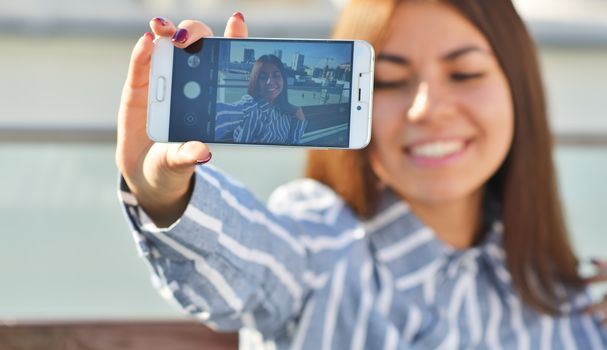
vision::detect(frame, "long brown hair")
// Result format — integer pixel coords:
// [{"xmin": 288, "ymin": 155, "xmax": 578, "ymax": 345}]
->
[{"xmin": 306, "ymin": 0, "xmax": 583, "ymax": 314}]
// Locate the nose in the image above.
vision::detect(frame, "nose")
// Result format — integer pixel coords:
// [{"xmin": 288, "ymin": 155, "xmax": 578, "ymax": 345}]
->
[
  {"xmin": 406, "ymin": 81, "xmax": 453, "ymax": 123},
  {"xmin": 265, "ymin": 74, "xmax": 279, "ymax": 86},
  {"xmin": 407, "ymin": 82, "xmax": 429, "ymax": 122}
]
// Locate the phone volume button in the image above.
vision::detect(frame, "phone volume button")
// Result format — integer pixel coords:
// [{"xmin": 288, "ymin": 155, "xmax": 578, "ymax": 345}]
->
[{"xmin": 156, "ymin": 77, "xmax": 166, "ymax": 102}]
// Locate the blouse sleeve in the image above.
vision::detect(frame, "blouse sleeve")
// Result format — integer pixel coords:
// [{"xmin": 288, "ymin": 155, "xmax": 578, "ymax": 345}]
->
[
  {"xmin": 118, "ymin": 166, "xmax": 337, "ymax": 337},
  {"xmin": 288, "ymin": 117, "xmax": 308, "ymax": 145},
  {"xmin": 215, "ymin": 95, "xmax": 255, "ymax": 141}
]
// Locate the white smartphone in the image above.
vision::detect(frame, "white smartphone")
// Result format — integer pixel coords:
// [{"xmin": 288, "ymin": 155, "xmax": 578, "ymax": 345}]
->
[{"xmin": 147, "ymin": 37, "xmax": 374, "ymax": 149}]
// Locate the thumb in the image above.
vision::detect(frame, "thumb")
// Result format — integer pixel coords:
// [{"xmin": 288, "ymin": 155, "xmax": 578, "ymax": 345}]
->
[{"xmin": 165, "ymin": 141, "xmax": 212, "ymax": 172}]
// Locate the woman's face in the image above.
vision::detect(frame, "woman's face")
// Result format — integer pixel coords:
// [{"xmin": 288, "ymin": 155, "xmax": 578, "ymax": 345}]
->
[
  {"xmin": 370, "ymin": 1, "xmax": 514, "ymax": 207},
  {"xmin": 257, "ymin": 63, "xmax": 284, "ymax": 102}
]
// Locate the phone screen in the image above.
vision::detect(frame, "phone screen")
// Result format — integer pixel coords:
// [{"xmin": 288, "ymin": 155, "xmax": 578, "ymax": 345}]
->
[{"xmin": 169, "ymin": 38, "xmax": 354, "ymax": 147}]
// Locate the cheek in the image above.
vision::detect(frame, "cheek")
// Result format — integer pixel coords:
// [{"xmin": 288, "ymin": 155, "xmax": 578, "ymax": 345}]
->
[
  {"xmin": 471, "ymin": 79, "xmax": 513, "ymax": 149},
  {"xmin": 369, "ymin": 96, "xmax": 407, "ymax": 180},
  {"xmin": 371, "ymin": 97, "xmax": 405, "ymax": 149},
  {"xmin": 460, "ymin": 77, "xmax": 514, "ymax": 176}
]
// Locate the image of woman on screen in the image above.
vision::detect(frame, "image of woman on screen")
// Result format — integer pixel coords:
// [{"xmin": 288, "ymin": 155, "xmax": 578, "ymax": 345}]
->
[{"xmin": 214, "ymin": 54, "xmax": 307, "ymax": 145}]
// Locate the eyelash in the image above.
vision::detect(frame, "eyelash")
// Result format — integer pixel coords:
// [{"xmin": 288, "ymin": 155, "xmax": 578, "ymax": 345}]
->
[
  {"xmin": 450, "ymin": 72, "xmax": 485, "ymax": 81},
  {"xmin": 374, "ymin": 80, "xmax": 409, "ymax": 90},
  {"xmin": 374, "ymin": 72, "xmax": 485, "ymax": 89}
]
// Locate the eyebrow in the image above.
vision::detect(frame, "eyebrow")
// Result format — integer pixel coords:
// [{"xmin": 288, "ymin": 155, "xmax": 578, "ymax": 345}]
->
[
  {"xmin": 377, "ymin": 45, "xmax": 489, "ymax": 66},
  {"xmin": 442, "ymin": 45, "xmax": 488, "ymax": 61},
  {"xmin": 377, "ymin": 53, "xmax": 410, "ymax": 66}
]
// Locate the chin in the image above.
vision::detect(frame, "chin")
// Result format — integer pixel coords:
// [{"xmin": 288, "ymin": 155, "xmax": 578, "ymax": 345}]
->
[{"xmin": 397, "ymin": 180, "xmax": 480, "ymax": 206}]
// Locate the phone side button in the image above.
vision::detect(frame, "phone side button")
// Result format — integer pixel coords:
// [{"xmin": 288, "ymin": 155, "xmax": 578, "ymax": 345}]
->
[{"xmin": 156, "ymin": 76, "xmax": 166, "ymax": 102}]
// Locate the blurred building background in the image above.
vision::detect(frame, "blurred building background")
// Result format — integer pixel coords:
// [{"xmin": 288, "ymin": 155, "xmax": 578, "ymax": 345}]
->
[{"xmin": 0, "ymin": 0, "xmax": 606, "ymax": 321}]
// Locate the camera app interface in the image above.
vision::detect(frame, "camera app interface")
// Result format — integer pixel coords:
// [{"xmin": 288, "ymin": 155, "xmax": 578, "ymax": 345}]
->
[{"xmin": 169, "ymin": 38, "xmax": 354, "ymax": 147}]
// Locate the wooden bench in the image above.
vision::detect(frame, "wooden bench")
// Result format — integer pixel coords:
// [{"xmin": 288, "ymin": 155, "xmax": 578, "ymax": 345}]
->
[{"xmin": 0, "ymin": 320, "xmax": 238, "ymax": 350}]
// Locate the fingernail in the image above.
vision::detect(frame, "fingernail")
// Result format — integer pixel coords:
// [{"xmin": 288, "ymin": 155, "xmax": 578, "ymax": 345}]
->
[
  {"xmin": 144, "ymin": 32, "xmax": 154, "ymax": 40},
  {"xmin": 232, "ymin": 12, "xmax": 245, "ymax": 22},
  {"xmin": 195, "ymin": 152, "xmax": 212, "ymax": 165},
  {"xmin": 172, "ymin": 28, "xmax": 189, "ymax": 44},
  {"xmin": 152, "ymin": 17, "xmax": 169, "ymax": 26}
]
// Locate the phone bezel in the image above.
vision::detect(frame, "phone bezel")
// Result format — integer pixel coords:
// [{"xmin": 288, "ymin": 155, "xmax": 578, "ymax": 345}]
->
[
  {"xmin": 349, "ymin": 40, "xmax": 374, "ymax": 149},
  {"xmin": 147, "ymin": 37, "xmax": 374, "ymax": 149},
  {"xmin": 147, "ymin": 38, "xmax": 174, "ymax": 142}
]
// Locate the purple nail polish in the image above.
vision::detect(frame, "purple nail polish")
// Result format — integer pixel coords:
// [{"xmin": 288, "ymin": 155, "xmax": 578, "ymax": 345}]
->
[
  {"xmin": 153, "ymin": 17, "xmax": 168, "ymax": 26},
  {"xmin": 232, "ymin": 12, "xmax": 245, "ymax": 22},
  {"xmin": 172, "ymin": 28, "xmax": 189, "ymax": 44},
  {"xmin": 195, "ymin": 152, "xmax": 212, "ymax": 165}
]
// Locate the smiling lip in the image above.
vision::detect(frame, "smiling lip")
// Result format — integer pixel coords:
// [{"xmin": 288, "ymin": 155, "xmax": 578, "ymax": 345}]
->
[{"xmin": 404, "ymin": 138, "xmax": 471, "ymax": 168}]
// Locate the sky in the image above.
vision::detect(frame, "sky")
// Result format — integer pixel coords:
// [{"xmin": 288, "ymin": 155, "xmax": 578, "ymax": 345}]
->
[{"xmin": 227, "ymin": 39, "xmax": 352, "ymax": 70}]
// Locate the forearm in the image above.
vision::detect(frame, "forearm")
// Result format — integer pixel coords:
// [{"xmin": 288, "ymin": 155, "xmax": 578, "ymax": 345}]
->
[{"xmin": 118, "ymin": 166, "xmax": 309, "ymax": 335}]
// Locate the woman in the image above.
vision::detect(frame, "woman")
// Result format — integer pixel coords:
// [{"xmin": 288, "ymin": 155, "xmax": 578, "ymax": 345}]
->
[
  {"xmin": 214, "ymin": 54, "xmax": 307, "ymax": 144},
  {"xmin": 116, "ymin": 3, "xmax": 607, "ymax": 349}
]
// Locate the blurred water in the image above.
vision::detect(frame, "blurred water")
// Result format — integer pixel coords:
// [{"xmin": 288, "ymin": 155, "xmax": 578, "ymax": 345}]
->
[
  {"xmin": 0, "ymin": 144, "xmax": 605, "ymax": 320},
  {"xmin": 0, "ymin": 143, "xmax": 305, "ymax": 320}
]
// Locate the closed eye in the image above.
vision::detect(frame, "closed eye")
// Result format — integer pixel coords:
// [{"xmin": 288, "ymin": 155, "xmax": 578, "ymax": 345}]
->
[
  {"xmin": 451, "ymin": 72, "xmax": 485, "ymax": 82},
  {"xmin": 374, "ymin": 79, "xmax": 410, "ymax": 90}
]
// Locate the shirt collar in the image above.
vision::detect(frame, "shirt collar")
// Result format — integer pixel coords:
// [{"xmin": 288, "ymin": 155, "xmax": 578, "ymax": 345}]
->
[{"xmin": 364, "ymin": 187, "xmax": 513, "ymax": 298}]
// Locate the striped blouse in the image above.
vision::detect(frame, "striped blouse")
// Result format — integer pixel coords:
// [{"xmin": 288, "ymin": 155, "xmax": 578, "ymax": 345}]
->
[
  {"xmin": 119, "ymin": 165, "xmax": 607, "ymax": 349},
  {"xmin": 215, "ymin": 95, "xmax": 307, "ymax": 145}
]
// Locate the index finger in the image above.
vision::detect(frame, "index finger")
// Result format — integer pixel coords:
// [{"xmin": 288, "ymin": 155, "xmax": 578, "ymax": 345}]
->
[
  {"xmin": 124, "ymin": 32, "xmax": 155, "ymax": 91},
  {"xmin": 171, "ymin": 20, "xmax": 214, "ymax": 48},
  {"xmin": 224, "ymin": 12, "xmax": 248, "ymax": 38},
  {"xmin": 149, "ymin": 17, "xmax": 177, "ymax": 38}
]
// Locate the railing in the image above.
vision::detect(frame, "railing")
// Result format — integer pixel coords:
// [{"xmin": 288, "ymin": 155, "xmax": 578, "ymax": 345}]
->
[
  {"xmin": 2, "ymin": 128, "xmax": 607, "ymax": 146},
  {"xmin": 0, "ymin": 320, "xmax": 238, "ymax": 350}
]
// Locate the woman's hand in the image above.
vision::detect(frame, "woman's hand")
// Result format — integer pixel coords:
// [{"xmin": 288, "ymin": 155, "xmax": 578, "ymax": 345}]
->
[
  {"xmin": 295, "ymin": 107, "xmax": 305, "ymax": 121},
  {"xmin": 116, "ymin": 14, "xmax": 248, "ymax": 227},
  {"xmin": 584, "ymin": 258, "xmax": 607, "ymax": 327}
]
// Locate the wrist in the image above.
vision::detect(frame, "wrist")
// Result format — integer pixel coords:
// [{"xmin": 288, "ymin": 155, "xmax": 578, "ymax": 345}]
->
[{"xmin": 133, "ymin": 175, "xmax": 195, "ymax": 228}]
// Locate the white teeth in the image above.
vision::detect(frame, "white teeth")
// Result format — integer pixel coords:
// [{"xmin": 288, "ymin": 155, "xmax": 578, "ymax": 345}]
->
[{"xmin": 409, "ymin": 140, "xmax": 465, "ymax": 158}]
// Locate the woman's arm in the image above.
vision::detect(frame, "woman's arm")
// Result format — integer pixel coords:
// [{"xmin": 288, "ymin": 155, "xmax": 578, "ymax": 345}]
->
[
  {"xmin": 119, "ymin": 165, "xmax": 311, "ymax": 336},
  {"xmin": 116, "ymin": 15, "xmax": 311, "ymax": 335},
  {"xmin": 288, "ymin": 107, "xmax": 308, "ymax": 144},
  {"xmin": 215, "ymin": 96, "xmax": 256, "ymax": 141},
  {"xmin": 295, "ymin": 106, "xmax": 305, "ymax": 121},
  {"xmin": 116, "ymin": 18, "xmax": 213, "ymax": 227}
]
